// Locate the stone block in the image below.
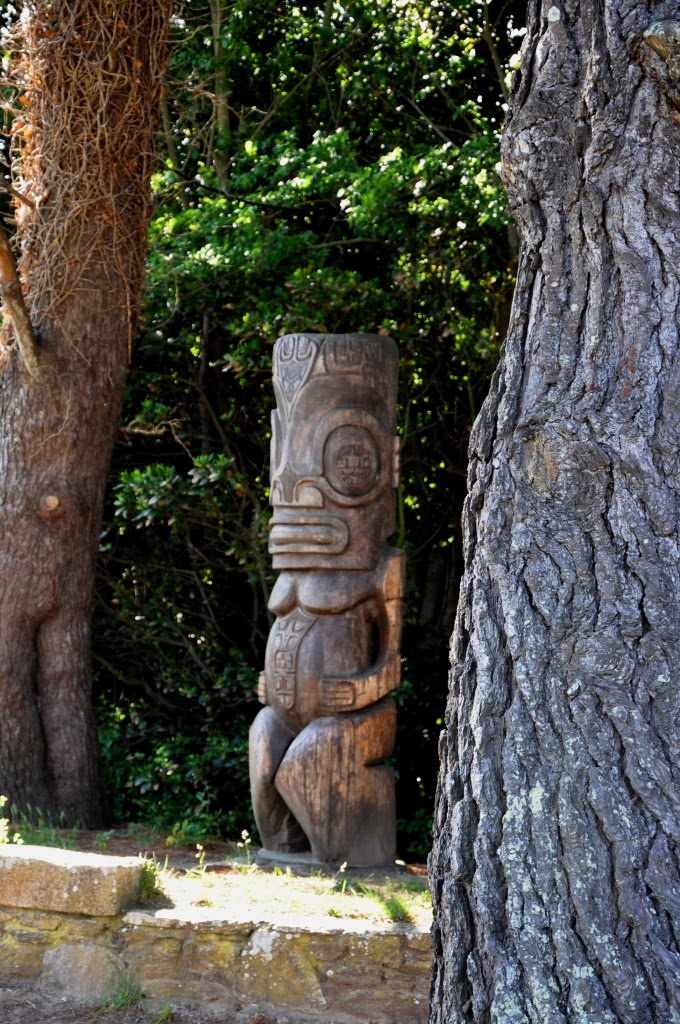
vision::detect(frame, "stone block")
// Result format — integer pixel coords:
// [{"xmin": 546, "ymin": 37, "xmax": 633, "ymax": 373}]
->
[
  {"xmin": 188, "ymin": 932, "xmax": 245, "ymax": 972},
  {"xmin": 234, "ymin": 926, "xmax": 326, "ymax": 1009},
  {"xmin": 0, "ymin": 845, "xmax": 142, "ymax": 916},
  {"xmin": 40, "ymin": 944, "xmax": 127, "ymax": 1004},
  {"xmin": 121, "ymin": 931, "xmax": 183, "ymax": 975}
]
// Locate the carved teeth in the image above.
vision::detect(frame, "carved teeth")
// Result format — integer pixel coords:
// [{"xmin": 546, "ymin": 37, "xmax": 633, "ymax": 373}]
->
[
  {"xmin": 269, "ymin": 515, "xmax": 348, "ymax": 554},
  {"xmin": 271, "ymin": 524, "xmax": 336, "ymax": 545}
]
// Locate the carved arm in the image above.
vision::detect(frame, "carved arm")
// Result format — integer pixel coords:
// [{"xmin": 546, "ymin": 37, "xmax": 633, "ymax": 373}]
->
[{"xmin": 319, "ymin": 548, "xmax": 405, "ymax": 713}]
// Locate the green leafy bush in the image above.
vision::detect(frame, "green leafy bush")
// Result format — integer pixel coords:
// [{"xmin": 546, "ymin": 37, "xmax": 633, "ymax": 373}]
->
[{"xmin": 94, "ymin": 0, "xmax": 523, "ymax": 859}]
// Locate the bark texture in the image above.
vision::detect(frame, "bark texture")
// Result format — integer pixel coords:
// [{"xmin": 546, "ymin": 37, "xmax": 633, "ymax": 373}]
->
[
  {"xmin": 0, "ymin": 1, "xmax": 170, "ymax": 825},
  {"xmin": 429, "ymin": 2, "xmax": 680, "ymax": 1022}
]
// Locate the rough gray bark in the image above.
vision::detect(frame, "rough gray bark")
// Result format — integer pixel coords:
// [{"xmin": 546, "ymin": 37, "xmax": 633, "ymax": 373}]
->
[{"xmin": 429, "ymin": 3, "xmax": 680, "ymax": 1022}]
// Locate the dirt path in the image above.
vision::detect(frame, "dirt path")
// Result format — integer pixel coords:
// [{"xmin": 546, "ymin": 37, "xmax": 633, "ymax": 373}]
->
[{"xmin": 0, "ymin": 983, "xmax": 264, "ymax": 1024}]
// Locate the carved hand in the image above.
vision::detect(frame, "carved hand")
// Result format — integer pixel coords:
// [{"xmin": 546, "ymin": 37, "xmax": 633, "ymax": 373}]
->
[
  {"xmin": 319, "ymin": 652, "xmax": 401, "ymax": 714},
  {"xmin": 319, "ymin": 679, "xmax": 357, "ymax": 711}
]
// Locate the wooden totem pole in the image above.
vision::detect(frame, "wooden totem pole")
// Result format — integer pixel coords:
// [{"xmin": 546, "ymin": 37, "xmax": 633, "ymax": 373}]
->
[{"xmin": 249, "ymin": 333, "xmax": 404, "ymax": 866}]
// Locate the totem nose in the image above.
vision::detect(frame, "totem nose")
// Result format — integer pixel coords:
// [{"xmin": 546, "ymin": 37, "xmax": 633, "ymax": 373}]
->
[{"xmin": 271, "ymin": 463, "xmax": 323, "ymax": 508}]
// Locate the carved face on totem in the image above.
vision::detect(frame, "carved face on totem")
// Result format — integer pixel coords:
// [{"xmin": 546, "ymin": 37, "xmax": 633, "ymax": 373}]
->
[{"xmin": 269, "ymin": 333, "xmax": 399, "ymax": 570}]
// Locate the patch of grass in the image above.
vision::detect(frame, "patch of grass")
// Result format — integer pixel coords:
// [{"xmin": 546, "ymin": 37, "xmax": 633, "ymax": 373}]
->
[
  {"xmin": 327, "ymin": 874, "xmax": 429, "ymax": 924},
  {"xmin": 5, "ymin": 801, "xmax": 77, "ymax": 849},
  {"xmin": 184, "ymin": 843, "xmax": 206, "ymax": 879},
  {"xmin": 331, "ymin": 878, "xmax": 372, "ymax": 897},
  {"xmin": 100, "ymin": 966, "xmax": 144, "ymax": 1012},
  {"xmin": 374, "ymin": 894, "xmax": 411, "ymax": 922},
  {"xmin": 150, "ymin": 1004, "xmax": 174, "ymax": 1023},
  {"xmin": 95, "ymin": 829, "xmax": 115, "ymax": 851},
  {"xmin": 138, "ymin": 855, "xmax": 166, "ymax": 904},
  {"xmin": 396, "ymin": 878, "xmax": 430, "ymax": 893},
  {"xmin": 128, "ymin": 822, "xmax": 151, "ymax": 839}
]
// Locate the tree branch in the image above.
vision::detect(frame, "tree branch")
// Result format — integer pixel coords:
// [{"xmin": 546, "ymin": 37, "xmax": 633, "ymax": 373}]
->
[
  {"xmin": 309, "ymin": 237, "xmax": 389, "ymax": 249},
  {"xmin": 0, "ymin": 182, "xmax": 36, "ymax": 210},
  {"xmin": 0, "ymin": 223, "xmax": 39, "ymax": 376},
  {"xmin": 482, "ymin": 0, "xmax": 509, "ymax": 102}
]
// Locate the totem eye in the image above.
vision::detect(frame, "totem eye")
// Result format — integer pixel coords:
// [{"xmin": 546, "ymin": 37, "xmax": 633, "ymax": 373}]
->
[{"xmin": 323, "ymin": 426, "xmax": 380, "ymax": 497}]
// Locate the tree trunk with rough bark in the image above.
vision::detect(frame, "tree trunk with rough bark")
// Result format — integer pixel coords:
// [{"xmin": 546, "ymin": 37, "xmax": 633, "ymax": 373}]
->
[
  {"xmin": 0, "ymin": 1, "xmax": 170, "ymax": 825},
  {"xmin": 429, "ymin": 3, "xmax": 680, "ymax": 1022}
]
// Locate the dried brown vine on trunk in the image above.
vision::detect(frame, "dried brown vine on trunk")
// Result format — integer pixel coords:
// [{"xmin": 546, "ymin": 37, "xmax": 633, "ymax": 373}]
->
[
  {"xmin": 0, "ymin": 1, "xmax": 170, "ymax": 825},
  {"xmin": 429, "ymin": 2, "xmax": 680, "ymax": 1022}
]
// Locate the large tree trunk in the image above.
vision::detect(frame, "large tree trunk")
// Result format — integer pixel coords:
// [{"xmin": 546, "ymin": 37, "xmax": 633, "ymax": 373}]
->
[
  {"xmin": 429, "ymin": 3, "xmax": 680, "ymax": 1022},
  {"xmin": 0, "ymin": 1, "xmax": 170, "ymax": 824}
]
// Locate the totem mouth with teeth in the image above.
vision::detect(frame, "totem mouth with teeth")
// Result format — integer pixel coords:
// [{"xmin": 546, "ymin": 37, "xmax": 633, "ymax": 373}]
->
[{"xmin": 269, "ymin": 513, "xmax": 348, "ymax": 555}]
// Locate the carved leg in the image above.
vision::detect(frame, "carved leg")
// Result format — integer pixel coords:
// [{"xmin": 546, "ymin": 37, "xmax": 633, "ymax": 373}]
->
[
  {"xmin": 275, "ymin": 698, "xmax": 397, "ymax": 866},
  {"xmin": 249, "ymin": 707, "xmax": 309, "ymax": 853}
]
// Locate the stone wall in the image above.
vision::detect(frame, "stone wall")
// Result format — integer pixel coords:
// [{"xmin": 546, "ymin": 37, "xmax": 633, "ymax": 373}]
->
[{"xmin": 0, "ymin": 846, "xmax": 431, "ymax": 1024}]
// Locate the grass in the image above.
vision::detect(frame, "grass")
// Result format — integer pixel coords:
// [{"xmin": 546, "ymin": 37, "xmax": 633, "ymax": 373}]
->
[
  {"xmin": 137, "ymin": 855, "xmax": 167, "ymax": 904},
  {"xmin": 0, "ymin": 796, "xmax": 78, "ymax": 848},
  {"xmin": 95, "ymin": 828, "xmax": 115, "ymax": 851},
  {"xmin": 0, "ymin": 815, "xmax": 432, "ymax": 927},
  {"xmin": 150, "ymin": 1005, "xmax": 174, "ymax": 1024},
  {"xmin": 184, "ymin": 843, "xmax": 207, "ymax": 879},
  {"xmin": 158, "ymin": 860, "xmax": 431, "ymax": 927},
  {"xmin": 100, "ymin": 966, "xmax": 144, "ymax": 1012},
  {"xmin": 329, "ymin": 874, "xmax": 428, "ymax": 922}
]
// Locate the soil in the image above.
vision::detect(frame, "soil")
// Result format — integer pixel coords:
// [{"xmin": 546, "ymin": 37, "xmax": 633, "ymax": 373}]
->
[
  {"xmin": 0, "ymin": 826, "xmax": 430, "ymax": 1024},
  {"xmin": 0, "ymin": 983, "xmax": 244, "ymax": 1024}
]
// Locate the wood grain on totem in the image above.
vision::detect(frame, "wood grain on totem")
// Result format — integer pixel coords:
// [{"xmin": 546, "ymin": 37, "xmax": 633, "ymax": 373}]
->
[{"xmin": 250, "ymin": 333, "xmax": 404, "ymax": 866}]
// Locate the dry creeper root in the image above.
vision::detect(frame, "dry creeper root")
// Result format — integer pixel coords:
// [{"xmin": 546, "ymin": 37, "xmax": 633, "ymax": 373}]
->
[{"xmin": 5, "ymin": 0, "xmax": 170, "ymax": 341}]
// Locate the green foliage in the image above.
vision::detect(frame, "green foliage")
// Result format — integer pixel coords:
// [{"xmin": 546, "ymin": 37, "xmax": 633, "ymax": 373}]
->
[
  {"xmin": 95, "ymin": 0, "xmax": 524, "ymax": 858},
  {"xmin": 98, "ymin": 700, "xmax": 254, "ymax": 839},
  {"xmin": 95, "ymin": 829, "xmax": 115, "ymax": 851},
  {"xmin": 397, "ymin": 805, "xmax": 434, "ymax": 862}
]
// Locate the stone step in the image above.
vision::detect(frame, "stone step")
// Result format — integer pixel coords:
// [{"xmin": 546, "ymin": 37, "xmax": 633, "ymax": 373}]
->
[{"xmin": 0, "ymin": 844, "xmax": 142, "ymax": 916}]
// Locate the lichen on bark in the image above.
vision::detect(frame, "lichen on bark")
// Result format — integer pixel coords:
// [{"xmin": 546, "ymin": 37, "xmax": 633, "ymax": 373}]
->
[{"xmin": 429, "ymin": 3, "xmax": 680, "ymax": 1022}]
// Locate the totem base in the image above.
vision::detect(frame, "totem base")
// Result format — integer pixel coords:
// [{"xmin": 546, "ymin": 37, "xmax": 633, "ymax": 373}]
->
[{"xmin": 255, "ymin": 847, "xmax": 399, "ymax": 873}]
